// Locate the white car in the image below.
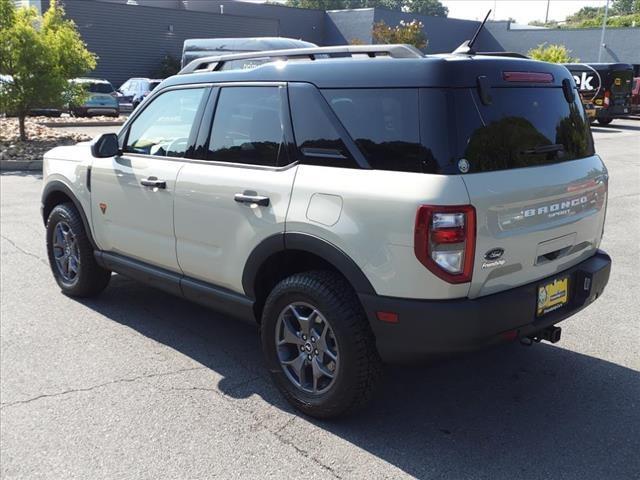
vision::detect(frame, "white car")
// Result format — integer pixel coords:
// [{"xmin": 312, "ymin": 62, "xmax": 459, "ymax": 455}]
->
[{"xmin": 42, "ymin": 45, "xmax": 611, "ymax": 418}]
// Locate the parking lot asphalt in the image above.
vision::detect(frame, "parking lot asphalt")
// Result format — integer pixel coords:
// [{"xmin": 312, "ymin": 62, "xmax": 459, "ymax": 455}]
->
[{"xmin": 1, "ymin": 119, "xmax": 639, "ymax": 479}]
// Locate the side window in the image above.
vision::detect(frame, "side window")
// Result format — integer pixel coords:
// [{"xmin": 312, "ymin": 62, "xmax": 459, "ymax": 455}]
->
[
  {"xmin": 289, "ymin": 84, "xmax": 358, "ymax": 169},
  {"xmin": 322, "ymin": 88, "xmax": 424, "ymax": 172},
  {"xmin": 206, "ymin": 86, "xmax": 285, "ymax": 166},
  {"xmin": 125, "ymin": 87, "xmax": 206, "ymax": 158}
]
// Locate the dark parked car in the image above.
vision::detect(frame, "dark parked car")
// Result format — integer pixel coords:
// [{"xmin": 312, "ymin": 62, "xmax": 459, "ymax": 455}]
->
[
  {"xmin": 631, "ymin": 77, "xmax": 640, "ymax": 114},
  {"xmin": 565, "ymin": 63, "xmax": 634, "ymax": 125},
  {"xmin": 69, "ymin": 78, "xmax": 119, "ymax": 117},
  {"xmin": 116, "ymin": 78, "xmax": 162, "ymax": 112},
  {"xmin": 1, "ymin": 74, "xmax": 63, "ymax": 117}
]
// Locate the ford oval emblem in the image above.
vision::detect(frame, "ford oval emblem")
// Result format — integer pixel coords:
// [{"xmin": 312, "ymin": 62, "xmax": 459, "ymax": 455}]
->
[{"xmin": 484, "ymin": 248, "xmax": 504, "ymax": 261}]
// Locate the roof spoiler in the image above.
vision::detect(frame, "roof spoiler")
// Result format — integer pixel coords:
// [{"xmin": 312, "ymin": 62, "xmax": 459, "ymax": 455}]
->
[
  {"xmin": 179, "ymin": 44, "xmax": 424, "ymax": 75},
  {"xmin": 453, "ymin": 9, "xmax": 491, "ymax": 55}
]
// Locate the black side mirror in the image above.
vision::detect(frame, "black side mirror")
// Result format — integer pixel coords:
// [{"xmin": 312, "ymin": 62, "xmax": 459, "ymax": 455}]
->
[{"xmin": 91, "ymin": 133, "xmax": 120, "ymax": 158}]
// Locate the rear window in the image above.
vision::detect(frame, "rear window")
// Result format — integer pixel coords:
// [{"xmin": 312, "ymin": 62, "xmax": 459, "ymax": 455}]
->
[
  {"xmin": 610, "ymin": 69, "xmax": 633, "ymax": 95},
  {"xmin": 451, "ymin": 87, "xmax": 594, "ymax": 174},
  {"xmin": 322, "ymin": 89, "xmax": 424, "ymax": 172},
  {"xmin": 87, "ymin": 82, "xmax": 114, "ymax": 94}
]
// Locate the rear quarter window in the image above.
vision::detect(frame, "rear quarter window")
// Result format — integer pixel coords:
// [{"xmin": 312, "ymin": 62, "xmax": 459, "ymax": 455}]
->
[{"xmin": 321, "ymin": 89, "xmax": 424, "ymax": 172}]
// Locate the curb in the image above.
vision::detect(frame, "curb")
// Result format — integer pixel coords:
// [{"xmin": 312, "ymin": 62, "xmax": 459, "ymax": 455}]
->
[
  {"xmin": 42, "ymin": 121, "xmax": 124, "ymax": 128},
  {"xmin": 0, "ymin": 160, "xmax": 43, "ymax": 172}
]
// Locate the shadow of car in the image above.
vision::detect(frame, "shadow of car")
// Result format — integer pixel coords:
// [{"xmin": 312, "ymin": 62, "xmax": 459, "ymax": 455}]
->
[{"xmin": 76, "ymin": 273, "xmax": 640, "ymax": 479}]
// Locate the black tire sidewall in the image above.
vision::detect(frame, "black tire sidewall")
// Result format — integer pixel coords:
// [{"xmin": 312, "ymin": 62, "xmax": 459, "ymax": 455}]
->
[
  {"xmin": 46, "ymin": 203, "xmax": 109, "ymax": 296},
  {"xmin": 46, "ymin": 205, "xmax": 82, "ymax": 291},
  {"xmin": 261, "ymin": 275, "xmax": 372, "ymax": 415}
]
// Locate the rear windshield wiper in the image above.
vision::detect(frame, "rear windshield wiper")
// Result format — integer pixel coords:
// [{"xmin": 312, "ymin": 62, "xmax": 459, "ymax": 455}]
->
[{"xmin": 521, "ymin": 144, "xmax": 564, "ymax": 155}]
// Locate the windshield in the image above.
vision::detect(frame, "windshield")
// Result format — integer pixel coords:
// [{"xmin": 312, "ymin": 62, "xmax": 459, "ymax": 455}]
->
[{"xmin": 87, "ymin": 82, "xmax": 115, "ymax": 94}]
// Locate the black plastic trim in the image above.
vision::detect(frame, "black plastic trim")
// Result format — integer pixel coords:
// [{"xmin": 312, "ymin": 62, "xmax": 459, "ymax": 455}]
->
[
  {"xmin": 241, "ymin": 233, "xmax": 285, "ymax": 299},
  {"xmin": 284, "ymin": 233, "xmax": 375, "ymax": 294},
  {"xmin": 360, "ymin": 250, "xmax": 611, "ymax": 363},
  {"xmin": 96, "ymin": 251, "xmax": 256, "ymax": 323},
  {"xmin": 41, "ymin": 180, "xmax": 97, "ymax": 250},
  {"xmin": 241, "ymin": 232, "xmax": 376, "ymax": 300}
]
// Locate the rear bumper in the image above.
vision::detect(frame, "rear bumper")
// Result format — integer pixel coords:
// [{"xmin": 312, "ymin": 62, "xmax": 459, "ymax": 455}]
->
[
  {"xmin": 359, "ymin": 250, "xmax": 611, "ymax": 363},
  {"xmin": 73, "ymin": 106, "xmax": 119, "ymax": 116}
]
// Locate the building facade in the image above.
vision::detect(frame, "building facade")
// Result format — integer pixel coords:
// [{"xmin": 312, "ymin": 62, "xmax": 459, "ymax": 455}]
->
[{"xmin": 27, "ymin": 0, "xmax": 640, "ymax": 87}]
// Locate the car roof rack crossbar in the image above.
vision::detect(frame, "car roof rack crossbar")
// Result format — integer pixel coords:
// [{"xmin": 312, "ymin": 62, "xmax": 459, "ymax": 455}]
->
[{"xmin": 178, "ymin": 44, "xmax": 424, "ymax": 75}]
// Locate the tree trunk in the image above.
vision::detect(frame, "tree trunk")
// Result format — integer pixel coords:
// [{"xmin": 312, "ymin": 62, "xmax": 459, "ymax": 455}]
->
[{"xmin": 18, "ymin": 114, "xmax": 27, "ymax": 141}]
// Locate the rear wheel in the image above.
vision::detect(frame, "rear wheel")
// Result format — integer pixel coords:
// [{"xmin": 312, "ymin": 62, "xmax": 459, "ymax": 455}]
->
[
  {"xmin": 261, "ymin": 271, "xmax": 382, "ymax": 419},
  {"xmin": 598, "ymin": 117, "xmax": 613, "ymax": 125},
  {"xmin": 46, "ymin": 203, "xmax": 111, "ymax": 297}
]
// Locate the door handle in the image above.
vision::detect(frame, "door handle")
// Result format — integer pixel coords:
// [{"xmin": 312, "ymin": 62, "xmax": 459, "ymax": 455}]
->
[
  {"xmin": 234, "ymin": 193, "xmax": 270, "ymax": 207},
  {"xmin": 140, "ymin": 177, "xmax": 166, "ymax": 189}
]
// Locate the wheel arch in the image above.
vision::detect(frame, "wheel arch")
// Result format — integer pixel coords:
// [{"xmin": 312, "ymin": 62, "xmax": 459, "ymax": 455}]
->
[
  {"xmin": 243, "ymin": 232, "xmax": 376, "ymax": 322},
  {"xmin": 42, "ymin": 181, "xmax": 97, "ymax": 250}
]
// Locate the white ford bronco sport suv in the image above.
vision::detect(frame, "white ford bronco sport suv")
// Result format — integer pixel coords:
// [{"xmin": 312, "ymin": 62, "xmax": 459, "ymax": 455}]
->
[{"xmin": 42, "ymin": 44, "xmax": 611, "ymax": 418}]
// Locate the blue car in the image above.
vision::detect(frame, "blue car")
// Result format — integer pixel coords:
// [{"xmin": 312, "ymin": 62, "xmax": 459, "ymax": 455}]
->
[{"xmin": 70, "ymin": 78, "xmax": 120, "ymax": 117}]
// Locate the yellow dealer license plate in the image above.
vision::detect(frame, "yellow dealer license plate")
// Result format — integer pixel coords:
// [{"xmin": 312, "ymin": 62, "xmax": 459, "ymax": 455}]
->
[{"xmin": 537, "ymin": 276, "xmax": 569, "ymax": 316}]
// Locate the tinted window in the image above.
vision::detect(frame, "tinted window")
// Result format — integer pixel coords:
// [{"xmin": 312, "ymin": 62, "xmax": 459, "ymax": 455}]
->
[
  {"xmin": 289, "ymin": 85, "xmax": 357, "ymax": 169},
  {"xmin": 322, "ymin": 89, "xmax": 423, "ymax": 172},
  {"xmin": 125, "ymin": 87, "xmax": 205, "ymax": 157},
  {"xmin": 206, "ymin": 87, "xmax": 285, "ymax": 166},
  {"xmin": 610, "ymin": 69, "xmax": 633, "ymax": 95},
  {"xmin": 453, "ymin": 87, "xmax": 594, "ymax": 173},
  {"xmin": 87, "ymin": 82, "xmax": 114, "ymax": 94}
]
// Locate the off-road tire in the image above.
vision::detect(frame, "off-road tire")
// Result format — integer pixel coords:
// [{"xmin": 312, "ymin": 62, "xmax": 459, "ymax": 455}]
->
[
  {"xmin": 46, "ymin": 203, "xmax": 111, "ymax": 297},
  {"xmin": 261, "ymin": 271, "xmax": 382, "ymax": 419}
]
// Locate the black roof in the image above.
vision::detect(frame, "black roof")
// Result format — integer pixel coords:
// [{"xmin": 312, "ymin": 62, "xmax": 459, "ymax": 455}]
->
[
  {"xmin": 565, "ymin": 62, "xmax": 634, "ymax": 72},
  {"xmin": 163, "ymin": 52, "xmax": 574, "ymax": 90}
]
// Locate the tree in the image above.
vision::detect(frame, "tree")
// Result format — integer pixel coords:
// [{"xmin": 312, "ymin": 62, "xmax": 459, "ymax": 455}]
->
[
  {"xmin": 372, "ymin": 19, "xmax": 427, "ymax": 50},
  {"xmin": 404, "ymin": 0, "xmax": 448, "ymax": 17},
  {"xmin": 286, "ymin": 0, "xmax": 448, "ymax": 16},
  {"xmin": 286, "ymin": 0, "xmax": 347, "ymax": 8},
  {"xmin": 527, "ymin": 43, "xmax": 578, "ymax": 63},
  {"xmin": 611, "ymin": 0, "xmax": 640, "ymax": 16},
  {"xmin": 0, "ymin": 0, "xmax": 96, "ymax": 140},
  {"xmin": 155, "ymin": 54, "xmax": 180, "ymax": 78}
]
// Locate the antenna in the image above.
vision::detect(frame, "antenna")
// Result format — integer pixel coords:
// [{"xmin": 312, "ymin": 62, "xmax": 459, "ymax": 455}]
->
[{"xmin": 452, "ymin": 9, "xmax": 492, "ymax": 55}]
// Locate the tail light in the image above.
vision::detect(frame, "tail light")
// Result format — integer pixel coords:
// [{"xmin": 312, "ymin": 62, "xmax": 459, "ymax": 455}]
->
[
  {"xmin": 414, "ymin": 205, "xmax": 476, "ymax": 284},
  {"xmin": 604, "ymin": 90, "xmax": 610, "ymax": 106}
]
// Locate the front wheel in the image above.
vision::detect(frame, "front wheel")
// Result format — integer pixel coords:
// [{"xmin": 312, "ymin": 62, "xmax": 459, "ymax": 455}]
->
[
  {"xmin": 46, "ymin": 203, "xmax": 111, "ymax": 297},
  {"xmin": 598, "ymin": 117, "xmax": 613, "ymax": 125},
  {"xmin": 261, "ymin": 271, "xmax": 382, "ymax": 418}
]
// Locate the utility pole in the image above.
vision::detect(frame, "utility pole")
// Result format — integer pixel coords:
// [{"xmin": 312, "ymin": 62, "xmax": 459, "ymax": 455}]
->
[
  {"xmin": 545, "ymin": 0, "xmax": 550, "ymax": 24},
  {"xmin": 598, "ymin": 0, "xmax": 610, "ymax": 62}
]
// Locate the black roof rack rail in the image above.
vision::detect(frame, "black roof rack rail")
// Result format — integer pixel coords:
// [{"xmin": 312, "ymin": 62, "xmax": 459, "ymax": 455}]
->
[{"xmin": 178, "ymin": 44, "xmax": 424, "ymax": 75}]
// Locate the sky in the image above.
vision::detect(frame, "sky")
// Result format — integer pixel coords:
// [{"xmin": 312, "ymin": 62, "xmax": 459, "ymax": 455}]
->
[
  {"xmin": 244, "ymin": 0, "xmax": 611, "ymax": 25},
  {"xmin": 441, "ymin": 0, "xmax": 608, "ymax": 24}
]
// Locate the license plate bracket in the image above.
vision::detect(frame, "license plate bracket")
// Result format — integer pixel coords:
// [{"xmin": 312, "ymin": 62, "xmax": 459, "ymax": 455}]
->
[{"xmin": 537, "ymin": 275, "xmax": 570, "ymax": 317}]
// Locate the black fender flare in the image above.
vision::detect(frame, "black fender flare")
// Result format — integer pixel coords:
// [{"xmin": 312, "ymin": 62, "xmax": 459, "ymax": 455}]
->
[
  {"xmin": 242, "ymin": 232, "xmax": 376, "ymax": 299},
  {"xmin": 41, "ymin": 180, "xmax": 97, "ymax": 250}
]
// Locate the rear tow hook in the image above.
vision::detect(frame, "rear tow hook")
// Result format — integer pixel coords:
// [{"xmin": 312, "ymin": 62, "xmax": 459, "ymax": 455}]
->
[{"xmin": 520, "ymin": 326, "xmax": 562, "ymax": 346}]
